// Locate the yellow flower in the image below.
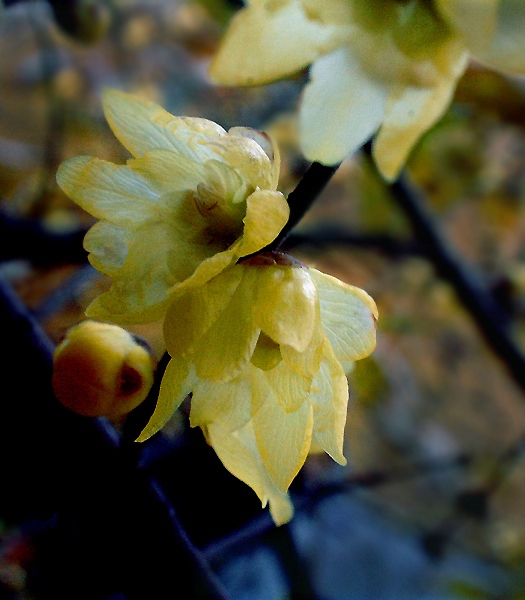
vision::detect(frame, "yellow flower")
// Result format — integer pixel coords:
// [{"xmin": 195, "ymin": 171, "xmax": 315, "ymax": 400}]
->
[
  {"xmin": 136, "ymin": 253, "xmax": 378, "ymax": 525},
  {"xmin": 210, "ymin": 0, "xmax": 525, "ymax": 180},
  {"xmin": 52, "ymin": 320, "xmax": 156, "ymax": 420},
  {"xmin": 57, "ymin": 89, "xmax": 289, "ymax": 325}
]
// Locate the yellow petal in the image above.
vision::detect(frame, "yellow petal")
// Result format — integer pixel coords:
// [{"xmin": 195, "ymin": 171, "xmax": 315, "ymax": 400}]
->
[
  {"xmin": 310, "ymin": 269, "xmax": 378, "ymax": 362},
  {"xmin": 309, "ymin": 341, "xmax": 349, "ymax": 465},
  {"xmin": 57, "ymin": 156, "xmax": 159, "ymax": 227},
  {"xmin": 209, "ymin": 0, "xmax": 345, "ymax": 86},
  {"xmin": 252, "ymin": 394, "xmax": 313, "ymax": 491},
  {"xmin": 86, "ymin": 218, "xmax": 193, "ymax": 325},
  {"xmin": 300, "ymin": 0, "xmax": 354, "ymax": 25},
  {"xmin": 127, "ymin": 149, "xmax": 207, "ymax": 195},
  {"xmin": 300, "ymin": 47, "xmax": 387, "ymax": 166},
  {"xmin": 193, "ymin": 267, "xmax": 260, "ymax": 381},
  {"xmin": 136, "ymin": 358, "xmax": 195, "ymax": 442},
  {"xmin": 253, "ymin": 266, "xmax": 316, "ymax": 351},
  {"xmin": 102, "ymin": 88, "xmax": 226, "ymax": 161},
  {"xmin": 190, "ymin": 373, "xmax": 252, "ymax": 431},
  {"xmin": 237, "ymin": 191, "xmax": 289, "ymax": 257},
  {"xmin": 172, "ymin": 243, "xmax": 240, "ymax": 295},
  {"xmin": 207, "ymin": 420, "xmax": 294, "ymax": 525},
  {"xmin": 280, "ymin": 312, "xmax": 324, "ymax": 379},
  {"xmin": 250, "ymin": 332, "xmax": 283, "ymax": 371},
  {"xmin": 207, "ymin": 130, "xmax": 275, "ymax": 191},
  {"xmin": 84, "ymin": 221, "xmax": 127, "ymax": 277},
  {"xmin": 163, "ymin": 265, "xmax": 244, "ymax": 358},
  {"xmin": 435, "ymin": 0, "xmax": 499, "ymax": 53},
  {"xmin": 373, "ymin": 46, "xmax": 468, "ymax": 181},
  {"xmin": 227, "ymin": 127, "xmax": 281, "ymax": 190},
  {"xmin": 86, "ymin": 295, "xmax": 171, "ymax": 326},
  {"xmin": 263, "ymin": 360, "xmax": 311, "ymax": 414},
  {"xmin": 478, "ymin": 0, "xmax": 525, "ymax": 73}
]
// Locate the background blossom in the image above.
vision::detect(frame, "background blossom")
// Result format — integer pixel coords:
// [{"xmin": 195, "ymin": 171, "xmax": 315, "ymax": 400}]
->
[{"xmin": 210, "ymin": 0, "xmax": 525, "ymax": 179}]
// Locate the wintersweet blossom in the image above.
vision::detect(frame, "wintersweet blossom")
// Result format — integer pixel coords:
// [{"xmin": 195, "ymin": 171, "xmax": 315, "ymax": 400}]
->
[
  {"xmin": 210, "ymin": 0, "xmax": 525, "ymax": 180},
  {"xmin": 57, "ymin": 89, "xmax": 289, "ymax": 325},
  {"xmin": 137, "ymin": 253, "xmax": 378, "ymax": 525}
]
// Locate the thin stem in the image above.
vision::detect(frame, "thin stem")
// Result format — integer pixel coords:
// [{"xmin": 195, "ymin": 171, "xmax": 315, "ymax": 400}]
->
[
  {"xmin": 0, "ymin": 276, "xmax": 231, "ymax": 600},
  {"xmin": 244, "ymin": 162, "xmax": 340, "ymax": 259},
  {"xmin": 365, "ymin": 153, "xmax": 525, "ymax": 394},
  {"xmin": 282, "ymin": 225, "xmax": 417, "ymax": 258}
]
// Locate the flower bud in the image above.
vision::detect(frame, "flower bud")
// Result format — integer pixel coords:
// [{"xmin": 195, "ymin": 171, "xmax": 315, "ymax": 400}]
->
[{"xmin": 52, "ymin": 320, "xmax": 155, "ymax": 420}]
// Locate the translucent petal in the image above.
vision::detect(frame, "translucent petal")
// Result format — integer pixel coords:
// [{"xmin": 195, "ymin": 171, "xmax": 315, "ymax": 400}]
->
[
  {"xmin": 227, "ymin": 127, "xmax": 281, "ymax": 190},
  {"xmin": 209, "ymin": 0, "xmax": 346, "ymax": 86},
  {"xmin": 300, "ymin": 47, "xmax": 387, "ymax": 166},
  {"xmin": 207, "ymin": 133, "xmax": 275, "ymax": 191},
  {"xmin": 281, "ymin": 312, "xmax": 324, "ymax": 379},
  {"xmin": 190, "ymin": 373, "xmax": 252, "ymax": 431},
  {"xmin": 435, "ymin": 0, "xmax": 499, "ymax": 53},
  {"xmin": 84, "ymin": 221, "xmax": 127, "ymax": 276},
  {"xmin": 172, "ymin": 242, "xmax": 241, "ymax": 295},
  {"xmin": 478, "ymin": 0, "xmax": 525, "ymax": 73},
  {"xmin": 102, "ymin": 88, "xmax": 226, "ymax": 161},
  {"xmin": 252, "ymin": 393, "xmax": 313, "ymax": 491},
  {"xmin": 163, "ymin": 266, "xmax": 244, "ymax": 359},
  {"xmin": 237, "ymin": 191, "xmax": 289, "ymax": 257},
  {"xmin": 300, "ymin": 0, "xmax": 354, "ymax": 25},
  {"xmin": 207, "ymin": 420, "xmax": 294, "ymax": 525},
  {"xmin": 373, "ymin": 47, "xmax": 468, "ymax": 181},
  {"xmin": 85, "ymin": 220, "xmax": 182, "ymax": 325},
  {"xmin": 248, "ymin": 364, "xmax": 274, "ymax": 418},
  {"xmin": 193, "ymin": 267, "xmax": 260, "ymax": 381},
  {"xmin": 136, "ymin": 359, "xmax": 195, "ymax": 442},
  {"xmin": 310, "ymin": 269, "xmax": 378, "ymax": 362},
  {"xmin": 86, "ymin": 294, "xmax": 170, "ymax": 326},
  {"xmin": 250, "ymin": 333, "xmax": 283, "ymax": 371},
  {"xmin": 57, "ymin": 156, "xmax": 159, "ymax": 227},
  {"xmin": 310, "ymin": 341, "xmax": 349, "ymax": 465},
  {"xmin": 253, "ymin": 266, "xmax": 317, "ymax": 351},
  {"xmin": 127, "ymin": 149, "xmax": 207, "ymax": 195},
  {"xmin": 264, "ymin": 360, "xmax": 311, "ymax": 413}
]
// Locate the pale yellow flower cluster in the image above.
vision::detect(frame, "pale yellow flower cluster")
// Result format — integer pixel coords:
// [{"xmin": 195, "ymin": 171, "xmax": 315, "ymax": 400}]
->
[
  {"xmin": 57, "ymin": 89, "xmax": 289, "ymax": 325},
  {"xmin": 57, "ymin": 91, "xmax": 378, "ymax": 524},
  {"xmin": 210, "ymin": 0, "xmax": 525, "ymax": 180},
  {"xmin": 137, "ymin": 254, "xmax": 377, "ymax": 524}
]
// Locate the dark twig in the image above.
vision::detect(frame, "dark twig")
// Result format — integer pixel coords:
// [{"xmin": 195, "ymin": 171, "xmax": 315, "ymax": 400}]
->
[
  {"xmin": 0, "ymin": 276, "xmax": 231, "ymax": 600},
  {"xmin": 275, "ymin": 162, "xmax": 340, "ymax": 247},
  {"xmin": 364, "ymin": 151, "xmax": 525, "ymax": 394},
  {"xmin": 243, "ymin": 162, "xmax": 340, "ymax": 259},
  {"xmin": 203, "ymin": 453, "xmax": 471, "ymax": 560},
  {"xmin": 282, "ymin": 224, "xmax": 417, "ymax": 258}
]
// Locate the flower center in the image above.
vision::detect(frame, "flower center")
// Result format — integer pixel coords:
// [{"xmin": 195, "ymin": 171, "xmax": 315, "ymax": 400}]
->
[{"xmin": 189, "ymin": 181, "xmax": 246, "ymax": 248}]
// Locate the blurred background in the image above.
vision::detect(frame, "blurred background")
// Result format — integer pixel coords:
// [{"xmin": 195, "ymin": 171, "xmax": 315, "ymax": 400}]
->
[{"xmin": 2, "ymin": 0, "xmax": 525, "ymax": 598}]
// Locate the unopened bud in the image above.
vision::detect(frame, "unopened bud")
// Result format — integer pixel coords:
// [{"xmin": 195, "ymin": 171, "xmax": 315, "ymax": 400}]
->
[{"xmin": 52, "ymin": 320, "xmax": 155, "ymax": 420}]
